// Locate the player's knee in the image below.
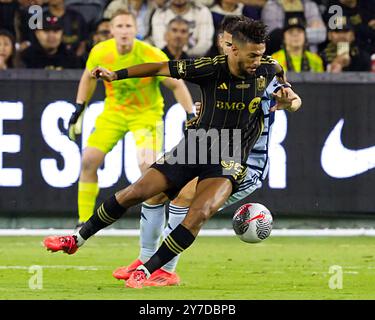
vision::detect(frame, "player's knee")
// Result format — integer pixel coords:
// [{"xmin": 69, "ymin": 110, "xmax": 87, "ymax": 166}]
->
[
  {"xmin": 172, "ymin": 181, "xmax": 197, "ymax": 207},
  {"xmin": 81, "ymin": 155, "xmax": 101, "ymax": 174}
]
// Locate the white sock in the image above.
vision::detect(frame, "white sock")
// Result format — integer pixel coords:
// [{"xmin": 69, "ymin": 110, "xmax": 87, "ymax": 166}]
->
[
  {"xmin": 162, "ymin": 204, "xmax": 188, "ymax": 272},
  {"xmin": 139, "ymin": 203, "xmax": 166, "ymax": 262},
  {"xmin": 73, "ymin": 232, "xmax": 86, "ymax": 247}
]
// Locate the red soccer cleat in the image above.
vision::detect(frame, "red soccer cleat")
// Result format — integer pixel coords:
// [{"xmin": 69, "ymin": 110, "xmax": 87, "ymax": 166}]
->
[
  {"xmin": 43, "ymin": 235, "xmax": 78, "ymax": 255},
  {"xmin": 126, "ymin": 269, "xmax": 147, "ymax": 289},
  {"xmin": 144, "ymin": 269, "xmax": 180, "ymax": 287},
  {"xmin": 112, "ymin": 259, "xmax": 143, "ymax": 280}
]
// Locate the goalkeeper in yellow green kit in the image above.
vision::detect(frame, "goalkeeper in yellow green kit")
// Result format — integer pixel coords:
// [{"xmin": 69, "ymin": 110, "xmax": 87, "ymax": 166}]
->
[{"xmin": 69, "ymin": 9, "xmax": 194, "ymax": 226}]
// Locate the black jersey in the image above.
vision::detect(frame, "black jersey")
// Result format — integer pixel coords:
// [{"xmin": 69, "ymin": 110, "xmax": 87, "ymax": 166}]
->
[{"xmin": 169, "ymin": 55, "xmax": 280, "ymax": 162}]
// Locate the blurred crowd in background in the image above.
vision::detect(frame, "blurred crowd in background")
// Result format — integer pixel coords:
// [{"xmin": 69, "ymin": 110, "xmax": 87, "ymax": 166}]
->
[{"xmin": 1, "ymin": 0, "xmax": 375, "ymax": 73}]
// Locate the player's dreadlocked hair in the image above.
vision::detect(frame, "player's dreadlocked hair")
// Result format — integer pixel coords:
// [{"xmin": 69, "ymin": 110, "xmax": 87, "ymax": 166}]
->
[{"xmin": 231, "ymin": 19, "xmax": 268, "ymax": 45}]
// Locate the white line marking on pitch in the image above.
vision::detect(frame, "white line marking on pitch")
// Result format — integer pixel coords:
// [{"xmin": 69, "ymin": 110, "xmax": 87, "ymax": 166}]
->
[
  {"xmin": 1, "ymin": 228, "xmax": 375, "ymax": 237},
  {"xmin": 0, "ymin": 265, "xmax": 109, "ymax": 271}
]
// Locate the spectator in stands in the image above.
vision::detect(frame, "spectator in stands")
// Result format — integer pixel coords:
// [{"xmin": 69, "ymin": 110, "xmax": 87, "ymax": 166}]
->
[
  {"xmin": 83, "ymin": 19, "xmax": 112, "ymax": 74},
  {"xmin": 198, "ymin": 0, "xmax": 214, "ymax": 5},
  {"xmin": 272, "ymin": 16, "xmax": 324, "ymax": 72},
  {"xmin": 241, "ymin": 0, "xmax": 267, "ymax": 5},
  {"xmin": 206, "ymin": 13, "xmax": 249, "ymax": 57},
  {"xmin": 64, "ymin": 0, "xmax": 107, "ymax": 30},
  {"xmin": 21, "ymin": 15, "xmax": 80, "ymax": 69},
  {"xmin": 209, "ymin": 0, "xmax": 262, "ymax": 57},
  {"xmin": 155, "ymin": 0, "xmax": 167, "ymax": 6},
  {"xmin": 104, "ymin": 0, "xmax": 156, "ymax": 40},
  {"xmin": 210, "ymin": 0, "xmax": 261, "ymax": 28},
  {"xmin": 91, "ymin": 19, "xmax": 112, "ymax": 47},
  {"xmin": 0, "ymin": 29, "xmax": 16, "ymax": 69},
  {"xmin": 44, "ymin": 0, "xmax": 89, "ymax": 57},
  {"xmin": 162, "ymin": 16, "xmax": 190, "ymax": 59},
  {"xmin": 319, "ymin": 16, "xmax": 371, "ymax": 72},
  {"xmin": 151, "ymin": 0, "xmax": 215, "ymax": 57},
  {"xmin": 85, "ymin": 18, "xmax": 112, "ymax": 58},
  {"xmin": 0, "ymin": 0, "xmax": 18, "ymax": 36},
  {"xmin": 200, "ymin": 0, "xmax": 268, "ymax": 6},
  {"xmin": 261, "ymin": 0, "xmax": 326, "ymax": 54},
  {"xmin": 323, "ymin": 0, "xmax": 375, "ymax": 54},
  {"xmin": 15, "ymin": 0, "xmax": 45, "ymax": 52},
  {"xmin": 310, "ymin": 0, "xmax": 329, "ymax": 11}
]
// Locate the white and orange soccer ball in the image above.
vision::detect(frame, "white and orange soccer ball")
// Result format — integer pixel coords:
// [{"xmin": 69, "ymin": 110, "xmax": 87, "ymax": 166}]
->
[{"xmin": 232, "ymin": 203, "xmax": 273, "ymax": 243}]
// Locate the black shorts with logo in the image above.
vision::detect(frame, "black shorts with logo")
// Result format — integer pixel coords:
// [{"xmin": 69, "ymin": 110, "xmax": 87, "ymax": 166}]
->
[{"xmin": 151, "ymin": 137, "xmax": 247, "ymax": 200}]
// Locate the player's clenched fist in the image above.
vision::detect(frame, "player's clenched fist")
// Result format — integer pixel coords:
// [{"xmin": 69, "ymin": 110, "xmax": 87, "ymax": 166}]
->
[{"xmin": 91, "ymin": 66, "xmax": 118, "ymax": 82}]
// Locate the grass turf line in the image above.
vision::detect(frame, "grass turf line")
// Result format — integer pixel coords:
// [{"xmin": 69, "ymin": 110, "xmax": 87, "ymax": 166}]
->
[{"xmin": 0, "ymin": 236, "xmax": 375, "ymax": 300}]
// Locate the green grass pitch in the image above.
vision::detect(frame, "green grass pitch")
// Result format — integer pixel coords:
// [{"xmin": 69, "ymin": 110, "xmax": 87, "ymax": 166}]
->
[{"xmin": 1, "ymin": 236, "xmax": 375, "ymax": 300}]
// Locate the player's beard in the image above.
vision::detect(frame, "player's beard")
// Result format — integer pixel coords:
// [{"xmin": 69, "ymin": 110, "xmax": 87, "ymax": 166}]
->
[{"xmin": 238, "ymin": 60, "xmax": 255, "ymax": 77}]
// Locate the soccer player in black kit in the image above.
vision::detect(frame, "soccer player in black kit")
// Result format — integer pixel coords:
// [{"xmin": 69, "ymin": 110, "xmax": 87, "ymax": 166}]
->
[{"xmin": 44, "ymin": 19, "xmax": 301, "ymax": 288}]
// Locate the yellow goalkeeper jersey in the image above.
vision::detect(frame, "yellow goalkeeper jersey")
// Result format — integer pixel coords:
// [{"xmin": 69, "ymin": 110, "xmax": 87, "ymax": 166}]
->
[{"xmin": 86, "ymin": 38, "xmax": 169, "ymax": 116}]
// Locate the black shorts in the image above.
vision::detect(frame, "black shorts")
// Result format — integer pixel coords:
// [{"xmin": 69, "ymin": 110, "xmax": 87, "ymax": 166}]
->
[{"xmin": 151, "ymin": 155, "xmax": 247, "ymax": 200}]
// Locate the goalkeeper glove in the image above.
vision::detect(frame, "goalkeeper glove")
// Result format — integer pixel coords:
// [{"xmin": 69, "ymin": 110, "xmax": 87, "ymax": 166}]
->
[{"xmin": 68, "ymin": 102, "xmax": 86, "ymax": 141}]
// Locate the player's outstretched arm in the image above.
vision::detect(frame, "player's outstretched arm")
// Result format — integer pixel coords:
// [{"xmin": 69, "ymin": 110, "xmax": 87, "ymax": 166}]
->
[{"xmin": 91, "ymin": 61, "xmax": 171, "ymax": 82}]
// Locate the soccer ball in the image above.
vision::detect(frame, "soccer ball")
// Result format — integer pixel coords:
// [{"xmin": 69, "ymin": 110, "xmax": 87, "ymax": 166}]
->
[{"xmin": 232, "ymin": 203, "xmax": 273, "ymax": 243}]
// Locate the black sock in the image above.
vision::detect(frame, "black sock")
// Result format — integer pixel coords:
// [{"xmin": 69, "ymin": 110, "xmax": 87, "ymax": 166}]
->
[
  {"xmin": 79, "ymin": 195, "xmax": 126, "ymax": 240},
  {"xmin": 143, "ymin": 224, "xmax": 195, "ymax": 274}
]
